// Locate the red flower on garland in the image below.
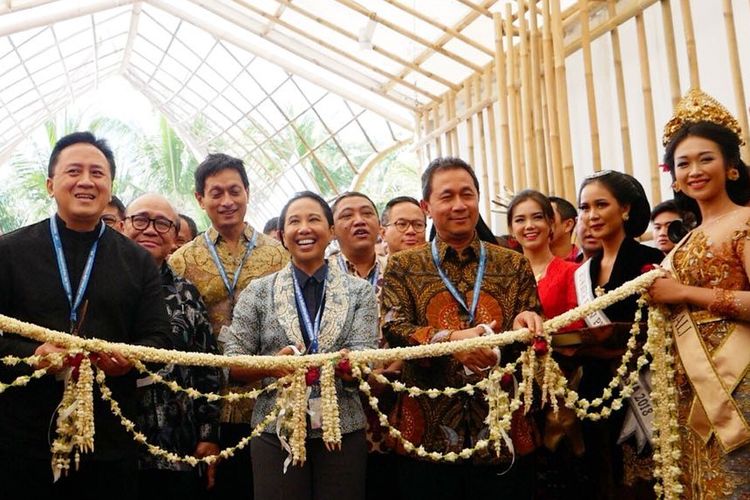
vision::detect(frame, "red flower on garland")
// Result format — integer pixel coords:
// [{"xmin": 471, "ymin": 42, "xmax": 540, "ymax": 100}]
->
[
  {"xmin": 305, "ymin": 366, "xmax": 320, "ymax": 386},
  {"xmin": 640, "ymin": 263, "xmax": 656, "ymax": 274}
]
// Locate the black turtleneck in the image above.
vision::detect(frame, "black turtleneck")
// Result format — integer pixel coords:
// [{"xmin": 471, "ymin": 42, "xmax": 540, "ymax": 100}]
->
[{"xmin": 0, "ymin": 215, "xmax": 172, "ymax": 460}]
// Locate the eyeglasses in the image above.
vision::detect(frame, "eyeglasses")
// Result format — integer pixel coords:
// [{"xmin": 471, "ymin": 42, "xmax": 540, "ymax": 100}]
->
[
  {"xmin": 385, "ymin": 219, "xmax": 427, "ymax": 233},
  {"xmin": 101, "ymin": 214, "xmax": 120, "ymax": 227},
  {"xmin": 125, "ymin": 214, "xmax": 175, "ymax": 234}
]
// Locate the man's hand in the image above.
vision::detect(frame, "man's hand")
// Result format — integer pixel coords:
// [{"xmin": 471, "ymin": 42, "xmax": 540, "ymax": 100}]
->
[
  {"xmin": 92, "ymin": 351, "xmax": 133, "ymax": 376},
  {"xmin": 270, "ymin": 345, "xmax": 299, "ymax": 379},
  {"xmin": 450, "ymin": 326, "xmax": 498, "ymax": 375},
  {"xmin": 194, "ymin": 441, "xmax": 220, "ymax": 490},
  {"xmin": 33, "ymin": 343, "xmax": 67, "ymax": 374}
]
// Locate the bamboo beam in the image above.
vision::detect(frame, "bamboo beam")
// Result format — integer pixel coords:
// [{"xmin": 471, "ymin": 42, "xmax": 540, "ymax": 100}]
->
[
  {"xmin": 350, "ymin": 139, "xmax": 411, "ymax": 191},
  {"xmin": 269, "ymin": 0, "xmax": 458, "ymax": 91},
  {"xmin": 331, "ymin": 0, "xmax": 481, "ymax": 72},
  {"xmin": 529, "ymin": 0, "xmax": 548, "ymax": 193},
  {"xmin": 474, "ymin": 75, "xmax": 491, "ymax": 218},
  {"xmin": 413, "ymin": 97, "xmax": 494, "ymax": 150},
  {"xmin": 608, "ymin": 0, "xmax": 633, "ymax": 175},
  {"xmin": 564, "ymin": 0, "xmax": 661, "ymax": 56},
  {"xmin": 635, "ymin": 12, "xmax": 661, "ymax": 204},
  {"xmin": 505, "ymin": 3, "xmax": 524, "ymax": 193},
  {"xmin": 679, "ymin": 0, "xmax": 700, "ymax": 88},
  {"xmin": 119, "ymin": 1, "xmax": 142, "ymax": 74},
  {"xmin": 381, "ymin": 0, "xmax": 497, "ymax": 94},
  {"xmin": 660, "ymin": 0, "xmax": 682, "ymax": 108},
  {"xmin": 722, "ymin": 0, "xmax": 750, "ymax": 158},
  {"xmin": 382, "ymin": 0, "xmax": 494, "ymax": 56},
  {"xmin": 493, "ymin": 12, "xmax": 513, "ymax": 194},
  {"xmin": 484, "ymin": 68, "xmax": 500, "ymax": 203},
  {"xmin": 455, "ymin": 0, "xmax": 493, "ymax": 18},
  {"xmin": 518, "ymin": 0, "xmax": 538, "ymax": 190},
  {"xmin": 542, "ymin": 0, "xmax": 563, "ymax": 196},
  {"xmin": 232, "ymin": 0, "xmax": 439, "ymax": 102},
  {"xmin": 551, "ymin": 0, "xmax": 576, "ymax": 200},
  {"xmin": 579, "ymin": 0, "xmax": 601, "ymax": 170}
]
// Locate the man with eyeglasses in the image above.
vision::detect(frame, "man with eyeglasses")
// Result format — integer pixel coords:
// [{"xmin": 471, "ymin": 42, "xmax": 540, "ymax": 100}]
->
[
  {"xmin": 380, "ymin": 196, "xmax": 427, "ymax": 255},
  {"xmin": 123, "ymin": 193, "xmax": 221, "ymax": 498},
  {"xmin": 101, "ymin": 195, "xmax": 125, "ymax": 232},
  {"xmin": 0, "ymin": 132, "xmax": 172, "ymax": 497}
]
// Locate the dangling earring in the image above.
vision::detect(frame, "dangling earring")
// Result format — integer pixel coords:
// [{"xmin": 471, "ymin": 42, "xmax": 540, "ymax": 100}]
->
[
  {"xmin": 622, "ymin": 212, "xmax": 630, "ymax": 221},
  {"xmin": 671, "ymin": 181, "xmax": 681, "ymax": 192},
  {"xmin": 727, "ymin": 168, "xmax": 740, "ymax": 181}
]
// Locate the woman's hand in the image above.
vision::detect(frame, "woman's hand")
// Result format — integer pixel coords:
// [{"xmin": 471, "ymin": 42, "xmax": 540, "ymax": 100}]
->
[
  {"xmin": 648, "ymin": 276, "xmax": 687, "ymax": 305},
  {"xmin": 513, "ymin": 311, "xmax": 544, "ymax": 336}
]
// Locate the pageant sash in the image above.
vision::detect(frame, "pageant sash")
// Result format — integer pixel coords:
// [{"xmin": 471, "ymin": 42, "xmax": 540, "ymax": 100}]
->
[
  {"xmin": 574, "ymin": 257, "xmax": 654, "ymax": 448},
  {"xmin": 574, "ymin": 259, "xmax": 611, "ymax": 328},
  {"xmin": 670, "ymin": 303, "xmax": 750, "ymax": 452}
]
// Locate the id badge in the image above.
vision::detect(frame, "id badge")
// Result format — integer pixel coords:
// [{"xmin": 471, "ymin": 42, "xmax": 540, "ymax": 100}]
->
[{"xmin": 308, "ymin": 397, "xmax": 322, "ymax": 429}]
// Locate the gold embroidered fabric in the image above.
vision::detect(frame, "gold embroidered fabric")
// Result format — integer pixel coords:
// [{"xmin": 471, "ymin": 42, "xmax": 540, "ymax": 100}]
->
[
  {"xmin": 169, "ymin": 224, "xmax": 289, "ymax": 423},
  {"xmin": 671, "ymin": 212, "xmax": 750, "ymax": 499},
  {"xmin": 381, "ymin": 235, "xmax": 541, "ymax": 464}
]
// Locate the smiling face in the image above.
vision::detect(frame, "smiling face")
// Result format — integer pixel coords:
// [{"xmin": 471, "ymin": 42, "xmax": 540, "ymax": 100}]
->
[
  {"xmin": 46, "ymin": 142, "xmax": 113, "ymax": 231},
  {"xmin": 333, "ymin": 195, "xmax": 380, "ymax": 257},
  {"xmin": 123, "ymin": 194, "xmax": 178, "ymax": 265},
  {"xmin": 282, "ymin": 197, "xmax": 333, "ymax": 271},
  {"xmin": 422, "ymin": 168, "xmax": 479, "ymax": 246},
  {"xmin": 195, "ymin": 168, "xmax": 249, "ymax": 233},
  {"xmin": 578, "ymin": 181, "xmax": 628, "ymax": 244},
  {"xmin": 510, "ymin": 199, "xmax": 553, "ymax": 253},
  {"xmin": 381, "ymin": 201, "xmax": 427, "ymax": 254},
  {"xmin": 673, "ymin": 135, "xmax": 729, "ymax": 204}
]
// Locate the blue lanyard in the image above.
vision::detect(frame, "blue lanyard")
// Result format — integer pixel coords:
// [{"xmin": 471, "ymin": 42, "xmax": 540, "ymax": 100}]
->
[
  {"xmin": 50, "ymin": 216, "xmax": 106, "ymax": 328},
  {"xmin": 204, "ymin": 230, "xmax": 257, "ymax": 298},
  {"xmin": 431, "ymin": 239, "xmax": 487, "ymax": 325},
  {"xmin": 291, "ymin": 268, "xmax": 327, "ymax": 354},
  {"xmin": 337, "ymin": 254, "xmax": 379, "ymax": 288}
]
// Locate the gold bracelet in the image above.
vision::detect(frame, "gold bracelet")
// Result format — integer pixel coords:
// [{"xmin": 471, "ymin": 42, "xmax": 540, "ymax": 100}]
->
[{"xmin": 707, "ymin": 288, "xmax": 740, "ymax": 318}]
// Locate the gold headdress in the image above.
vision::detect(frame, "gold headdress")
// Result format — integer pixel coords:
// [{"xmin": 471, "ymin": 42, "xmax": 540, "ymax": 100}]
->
[{"xmin": 662, "ymin": 88, "xmax": 744, "ymax": 147}]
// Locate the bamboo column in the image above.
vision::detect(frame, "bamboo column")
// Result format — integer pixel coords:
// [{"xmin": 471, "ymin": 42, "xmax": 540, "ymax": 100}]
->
[
  {"xmin": 422, "ymin": 110, "xmax": 432, "ymax": 162},
  {"xmin": 474, "ymin": 75, "xmax": 491, "ymax": 219},
  {"xmin": 465, "ymin": 82, "xmax": 476, "ymax": 170},
  {"xmin": 484, "ymin": 68, "xmax": 500, "ymax": 204},
  {"xmin": 579, "ymin": 0, "xmax": 602, "ymax": 170},
  {"xmin": 607, "ymin": 0, "xmax": 633, "ymax": 175},
  {"xmin": 432, "ymin": 104, "xmax": 442, "ymax": 157},
  {"xmin": 415, "ymin": 113, "xmax": 425, "ymax": 169},
  {"xmin": 680, "ymin": 0, "xmax": 700, "ymax": 88},
  {"xmin": 635, "ymin": 13, "xmax": 661, "ymax": 204},
  {"xmin": 660, "ymin": 0, "xmax": 682, "ymax": 108},
  {"xmin": 550, "ymin": 0, "xmax": 576, "ymax": 199},
  {"xmin": 542, "ymin": 0, "xmax": 564, "ymax": 196},
  {"xmin": 505, "ymin": 3, "xmax": 524, "ymax": 193},
  {"xmin": 443, "ymin": 97, "xmax": 453, "ymax": 156},
  {"xmin": 493, "ymin": 12, "xmax": 514, "ymax": 194},
  {"xmin": 529, "ymin": 0, "xmax": 549, "ymax": 193},
  {"xmin": 447, "ymin": 91, "xmax": 459, "ymax": 155},
  {"xmin": 722, "ymin": 0, "xmax": 750, "ymax": 158},
  {"xmin": 518, "ymin": 0, "xmax": 538, "ymax": 190}
]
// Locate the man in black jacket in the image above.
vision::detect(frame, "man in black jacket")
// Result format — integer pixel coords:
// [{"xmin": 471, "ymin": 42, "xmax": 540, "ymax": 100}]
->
[{"xmin": 0, "ymin": 132, "xmax": 172, "ymax": 498}]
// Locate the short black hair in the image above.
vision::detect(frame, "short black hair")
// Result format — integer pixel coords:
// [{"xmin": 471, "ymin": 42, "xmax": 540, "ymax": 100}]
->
[
  {"xmin": 421, "ymin": 157, "xmax": 480, "ymax": 200},
  {"xmin": 263, "ymin": 216, "xmax": 279, "ymax": 234},
  {"xmin": 650, "ymin": 200, "xmax": 682, "ymax": 221},
  {"xmin": 279, "ymin": 191, "xmax": 333, "ymax": 249},
  {"xmin": 578, "ymin": 170, "xmax": 651, "ymax": 238},
  {"xmin": 331, "ymin": 191, "xmax": 379, "ymax": 219},
  {"xmin": 194, "ymin": 153, "xmax": 249, "ymax": 195},
  {"xmin": 48, "ymin": 131, "xmax": 116, "ymax": 179},
  {"xmin": 107, "ymin": 196, "xmax": 126, "ymax": 219},
  {"xmin": 549, "ymin": 196, "xmax": 577, "ymax": 222},
  {"xmin": 179, "ymin": 213, "xmax": 198, "ymax": 239},
  {"xmin": 381, "ymin": 196, "xmax": 422, "ymax": 225}
]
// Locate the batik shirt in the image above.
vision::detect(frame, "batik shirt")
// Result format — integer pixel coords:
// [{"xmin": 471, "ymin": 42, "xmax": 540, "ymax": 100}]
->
[
  {"xmin": 169, "ymin": 224, "xmax": 288, "ymax": 423},
  {"xmin": 382, "ymin": 234, "xmax": 540, "ymax": 464},
  {"xmin": 136, "ymin": 264, "xmax": 221, "ymax": 471}
]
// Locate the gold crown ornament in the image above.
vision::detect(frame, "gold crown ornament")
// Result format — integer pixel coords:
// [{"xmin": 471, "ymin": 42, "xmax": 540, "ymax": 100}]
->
[{"xmin": 662, "ymin": 88, "xmax": 744, "ymax": 147}]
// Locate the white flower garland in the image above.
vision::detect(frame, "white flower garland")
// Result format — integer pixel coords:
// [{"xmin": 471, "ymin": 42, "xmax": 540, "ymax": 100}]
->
[{"xmin": 0, "ymin": 353, "xmax": 65, "ymax": 393}]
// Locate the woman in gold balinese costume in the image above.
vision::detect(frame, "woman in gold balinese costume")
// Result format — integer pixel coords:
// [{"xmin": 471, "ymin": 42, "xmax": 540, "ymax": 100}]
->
[{"xmin": 649, "ymin": 89, "xmax": 750, "ymax": 499}]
